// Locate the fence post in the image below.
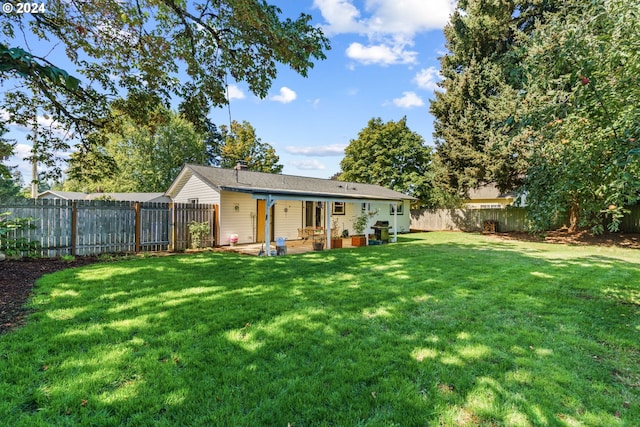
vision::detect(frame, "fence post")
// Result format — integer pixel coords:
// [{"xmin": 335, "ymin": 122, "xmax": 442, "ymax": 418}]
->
[
  {"xmin": 213, "ymin": 204, "xmax": 219, "ymax": 246},
  {"xmin": 134, "ymin": 202, "xmax": 141, "ymax": 253},
  {"xmin": 71, "ymin": 200, "xmax": 78, "ymax": 256},
  {"xmin": 168, "ymin": 202, "xmax": 176, "ymax": 252}
]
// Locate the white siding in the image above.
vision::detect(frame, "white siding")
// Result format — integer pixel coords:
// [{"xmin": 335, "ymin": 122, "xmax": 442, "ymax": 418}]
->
[
  {"xmin": 219, "ymin": 191, "xmax": 257, "ymax": 245},
  {"xmin": 273, "ymin": 200, "xmax": 304, "ymax": 241},
  {"xmin": 173, "ymin": 175, "xmax": 220, "ymax": 204},
  {"xmin": 219, "ymin": 195, "xmax": 304, "ymax": 245},
  {"xmin": 340, "ymin": 200, "xmax": 411, "ymax": 236}
]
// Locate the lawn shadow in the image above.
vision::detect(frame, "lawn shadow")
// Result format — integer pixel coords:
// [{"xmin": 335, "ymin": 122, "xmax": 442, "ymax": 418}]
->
[{"xmin": 2, "ymin": 234, "xmax": 639, "ymax": 425}]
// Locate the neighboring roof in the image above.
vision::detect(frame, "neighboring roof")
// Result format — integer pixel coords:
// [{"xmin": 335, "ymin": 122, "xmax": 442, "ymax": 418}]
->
[
  {"xmin": 466, "ymin": 183, "xmax": 515, "ymax": 200},
  {"xmin": 38, "ymin": 191, "xmax": 170, "ymax": 203},
  {"xmin": 166, "ymin": 164, "xmax": 415, "ymax": 201},
  {"xmin": 38, "ymin": 191, "xmax": 88, "ymax": 200}
]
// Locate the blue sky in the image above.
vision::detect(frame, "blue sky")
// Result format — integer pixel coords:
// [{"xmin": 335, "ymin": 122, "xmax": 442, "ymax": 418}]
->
[{"xmin": 6, "ymin": 0, "xmax": 456, "ymax": 183}]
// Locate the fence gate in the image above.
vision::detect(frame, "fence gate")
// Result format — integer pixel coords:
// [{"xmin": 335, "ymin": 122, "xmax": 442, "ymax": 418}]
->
[{"xmin": 170, "ymin": 203, "xmax": 218, "ymax": 251}]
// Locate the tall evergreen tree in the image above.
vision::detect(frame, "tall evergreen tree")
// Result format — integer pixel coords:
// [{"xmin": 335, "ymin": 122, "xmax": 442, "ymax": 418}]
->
[{"xmin": 431, "ymin": 1, "xmax": 553, "ymax": 197}]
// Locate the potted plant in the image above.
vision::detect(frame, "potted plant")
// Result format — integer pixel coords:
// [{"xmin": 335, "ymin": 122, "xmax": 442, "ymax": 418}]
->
[
  {"xmin": 351, "ymin": 212, "xmax": 368, "ymax": 247},
  {"xmin": 330, "ymin": 219, "xmax": 343, "ymax": 249}
]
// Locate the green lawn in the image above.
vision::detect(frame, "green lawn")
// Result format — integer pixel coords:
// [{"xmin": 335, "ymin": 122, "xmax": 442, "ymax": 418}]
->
[{"xmin": 1, "ymin": 232, "xmax": 639, "ymax": 426}]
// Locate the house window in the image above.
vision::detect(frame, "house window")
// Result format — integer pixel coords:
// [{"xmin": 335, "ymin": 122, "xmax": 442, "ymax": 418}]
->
[
  {"xmin": 187, "ymin": 198, "xmax": 199, "ymax": 204},
  {"xmin": 332, "ymin": 202, "xmax": 345, "ymax": 215},
  {"xmin": 361, "ymin": 202, "xmax": 369, "ymax": 212},
  {"xmin": 390, "ymin": 202, "xmax": 404, "ymax": 215}
]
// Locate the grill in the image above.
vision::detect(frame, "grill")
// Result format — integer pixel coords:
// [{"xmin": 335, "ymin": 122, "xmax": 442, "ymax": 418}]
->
[{"xmin": 371, "ymin": 220, "xmax": 391, "ymax": 243}]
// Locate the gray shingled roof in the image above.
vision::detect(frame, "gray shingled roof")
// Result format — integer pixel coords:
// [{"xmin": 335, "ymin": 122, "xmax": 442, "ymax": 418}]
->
[{"xmin": 169, "ymin": 164, "xmax": 414, "ymax": 201}]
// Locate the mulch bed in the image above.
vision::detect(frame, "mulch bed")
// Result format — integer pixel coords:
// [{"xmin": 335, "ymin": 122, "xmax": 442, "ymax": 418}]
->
[
  {"xmin": 2, "ymin": 230, "xmax": 639, "ymax": 335},
  {"xmin": 0, "ymin": 256, "xmax": 101, "ymax": 334},
  {"xmin": 490, "ymin": 229, "xmax": 640, "ymax": 249}
]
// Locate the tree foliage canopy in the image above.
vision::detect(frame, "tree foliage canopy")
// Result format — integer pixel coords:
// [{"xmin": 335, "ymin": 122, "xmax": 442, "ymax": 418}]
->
[
  {"xmin": 340, "ymin": 117, "xmax": 439, "ymax": 206},
  {"xmin": 66, "ymin": 107, "xmax": 206, "ymax": 192},
  {"xmin": 0, "ymin": 0, "xmax": 330, "ymax": 177},
  {"xmin": 219, "ymin": 120, "xmax": 283, "ymax": 174},
  {"xmin": 431, "ymin": 0, "xmax": 640, "ymax": 232},
  {"xmin": 517, "ymin": 0, "xmax": 640, "ymax": 232}
]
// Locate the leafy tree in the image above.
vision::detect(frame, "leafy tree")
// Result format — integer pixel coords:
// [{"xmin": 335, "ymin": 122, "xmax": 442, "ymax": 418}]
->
[
  {"xmin": 516, "ymin": 0, "xmax": 640, "ymax": 232},
  {"xmin": 67, "ymin": 108, "xmax": 206, "ymax": 192},
  {"xmin": 178, "ymin": 92, "xmax": 225, "ymax": 167},
  {"xmin": 339, "ymin": 117, "xmax": 437, "ymax": 206},
  {"xmin": 434, "ymin": 0, "xmax": 640, "ymax": 232},
  {"xmin": 0, "ymin": 1, "xmax": 330, "ymax": 176},
  {"xmin": 219, "ymin": 120, "xmax": 283, "ymax": 173}
]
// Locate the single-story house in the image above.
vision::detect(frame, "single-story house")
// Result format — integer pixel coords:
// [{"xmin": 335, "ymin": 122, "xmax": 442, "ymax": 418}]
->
[
  {"xmin": 464, "ymin": 183, "xmax": 516, "ymax": 209},
  {"xmin": 165, "ymin": 164, "xmax": 415, "ymax": 249},
  {"xmin": 38, "ymin": 191, "xmax": 171, "ymax": 203}
]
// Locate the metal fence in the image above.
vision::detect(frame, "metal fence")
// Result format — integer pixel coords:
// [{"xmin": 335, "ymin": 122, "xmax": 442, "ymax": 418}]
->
[
  {"xmin": 410, "ymin": 206, "xmax": 640, "ymax": 233},
  {"xmin": 1, "ymin": 199, "xmax": 218, "ymax": 257}
]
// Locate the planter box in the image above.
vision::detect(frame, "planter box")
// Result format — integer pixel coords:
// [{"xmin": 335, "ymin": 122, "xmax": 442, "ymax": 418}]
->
[
  {"xmin": 330, "ymin": 238, "xmax": 343, "ymax": 249},
  {"xmin": 351, "ymin": 235, "xmax": 366, "ymax": 247}
]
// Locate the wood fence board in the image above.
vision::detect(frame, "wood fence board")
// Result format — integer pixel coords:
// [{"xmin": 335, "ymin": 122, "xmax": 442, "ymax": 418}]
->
[{"xmin": 1, "ymin": 199, "xmax": 217, "ymax": 257}]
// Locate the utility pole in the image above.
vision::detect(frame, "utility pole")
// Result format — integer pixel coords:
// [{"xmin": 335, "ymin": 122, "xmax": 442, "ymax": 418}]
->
[{"xmin": 30, "ymin": 115, "xmax": 38, "ymax": 199}]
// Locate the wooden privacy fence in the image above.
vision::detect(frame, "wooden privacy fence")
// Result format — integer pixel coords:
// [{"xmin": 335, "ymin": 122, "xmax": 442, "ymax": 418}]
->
[
  {"xmin": 411, "ymin": 206, "xmax": 640, "ymax": 233},
  {"xmin": 411, "ymin": 207, "xmax": 531, "ymax": 233},
  {"xmin": 1, "ymin": 199, "xmax": 218, "ymax": 257}
]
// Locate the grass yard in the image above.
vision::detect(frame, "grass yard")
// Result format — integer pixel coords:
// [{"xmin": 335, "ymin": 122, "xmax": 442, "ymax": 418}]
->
[{"xmin": 1, "ymin": 232, "xmax": 639, "ymax": 426}]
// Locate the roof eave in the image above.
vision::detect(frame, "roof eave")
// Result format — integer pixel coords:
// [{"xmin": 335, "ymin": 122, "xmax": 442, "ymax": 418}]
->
[{"xmin": 220, "ymin": 186, "xmax": 413, "ymax": 201}]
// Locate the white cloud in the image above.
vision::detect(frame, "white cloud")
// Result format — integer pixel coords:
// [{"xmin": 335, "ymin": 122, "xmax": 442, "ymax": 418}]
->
[
  {"xmin": 290, "ymin": 159, "xmax": 327, "ymax": 170},
  {"xmin": 365, "ymin": 0, "xmax": 455, "ymax": 35},
  {"xmin": 314, "ymin": 0, "xmax": 456, "ymax": 67},
  {"xmin": 346, "ymin": 41, "xmax": 417, "ymax": 65},
  {"xmin": 313, "ymin": 0, "xmax": 364, "ymax": 35},
  {"xmin": 270, "ymin": 87, "xmax": 297, "ymax": 104},
  {"xmin": 13, "ymin": 143, "xmax": 31, "ymax": 158},
  {"xmin": 414, "ymin": 66, "xmax": 442, "ymax": 91},
  {"xmin": 314, "ymin": 0, "xmax": 454, "ymax": 37},
  {"xmin": 226, "ymin": 85, "xmax": 245, "ymax": 100},
  {"xmin": 285, "ymin": 144, "xmax": 347, "ymax": 156},
  {"xmin": 392, "ymin": 91, "xmax": 424, "ymax": 108}
]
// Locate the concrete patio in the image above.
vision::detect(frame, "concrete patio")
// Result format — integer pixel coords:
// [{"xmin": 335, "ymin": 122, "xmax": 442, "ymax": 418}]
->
[{"xmin": 223, "ymin": 237, "xmax": 358, "ymax": 256}]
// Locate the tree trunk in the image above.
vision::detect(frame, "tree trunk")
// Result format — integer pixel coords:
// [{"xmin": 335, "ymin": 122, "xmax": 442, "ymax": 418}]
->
[{"xmin": 568, "ymin": 201, "xmax": 580, "ymax": 232}]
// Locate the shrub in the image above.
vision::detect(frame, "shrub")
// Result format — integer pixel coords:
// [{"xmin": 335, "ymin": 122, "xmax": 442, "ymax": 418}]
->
[
  {"xmin": 0, "ymin": 211, "xmax": 40, "ymax": 257},
  {"xmin": 188, "ymin": 221, "xmax": 210, "ymax": 249}
]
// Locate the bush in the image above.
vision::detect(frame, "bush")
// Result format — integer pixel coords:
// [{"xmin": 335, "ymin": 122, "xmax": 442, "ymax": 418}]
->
[
  {"xmin": 0, "ymin": 211, "xmax": 41, "ymax": 257},
  {"xmin": 188, "ymin": 221, "xmax": 210, "ymax": 249}
]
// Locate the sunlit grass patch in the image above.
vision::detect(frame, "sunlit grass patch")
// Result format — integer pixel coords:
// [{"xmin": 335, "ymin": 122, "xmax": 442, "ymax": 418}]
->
[{"xmin": 0, "ymin": 232, "xmax": 638, "ymax": 426}]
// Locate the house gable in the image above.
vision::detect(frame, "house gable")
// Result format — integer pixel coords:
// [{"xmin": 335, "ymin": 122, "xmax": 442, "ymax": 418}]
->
[{"xmin": 171, "ymin": 174, "xmax": 221, "ymax": 204}]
